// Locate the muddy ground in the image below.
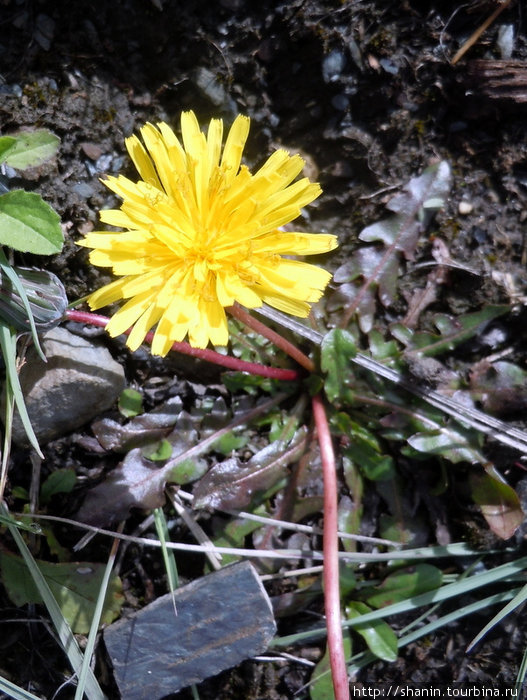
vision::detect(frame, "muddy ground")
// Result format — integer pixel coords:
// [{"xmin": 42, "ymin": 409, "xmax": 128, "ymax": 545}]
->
[{"xmin": 1, "ymin": 0, "xmax": 527, "ymax": 698}]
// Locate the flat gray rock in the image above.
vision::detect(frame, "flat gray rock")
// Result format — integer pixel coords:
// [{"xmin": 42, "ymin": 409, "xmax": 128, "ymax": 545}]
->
[
  {"xmin": 104, "ymin": 561, "xmax": 276, "ymax": 699},
  {"xmin": 10, "ymin": 327, "xmax": 125, "ymax": 446}
]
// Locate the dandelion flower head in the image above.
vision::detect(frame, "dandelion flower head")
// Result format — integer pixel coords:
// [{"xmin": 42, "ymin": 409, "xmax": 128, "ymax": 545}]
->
[{"xmin": 78, "ymin": 111, "xmax": 338, "ymax": 354}]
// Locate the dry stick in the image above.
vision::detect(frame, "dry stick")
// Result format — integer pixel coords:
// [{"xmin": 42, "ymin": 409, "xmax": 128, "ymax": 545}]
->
[
  {"xmin": 451, "ymin": 0, "xmax": 513, "ymax": 65},
  {"xmin": 312, "ymin": 393, "xmax": 349, "ymax": 700},
  {"xmin": 65, "ymin": 309, "xmax": 299, "ymax": 381}
]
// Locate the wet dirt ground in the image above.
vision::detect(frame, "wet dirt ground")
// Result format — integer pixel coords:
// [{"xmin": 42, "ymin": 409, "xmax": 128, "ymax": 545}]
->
[{"xmin": 1, "ymin": 0, "xmax": 527, "ymax": 698}]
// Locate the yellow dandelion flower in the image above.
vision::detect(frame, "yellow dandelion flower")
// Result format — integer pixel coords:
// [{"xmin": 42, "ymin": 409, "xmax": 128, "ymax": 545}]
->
[{"xmin": 78, "ymin": 111, "xmax": 338, "ymax": 354}]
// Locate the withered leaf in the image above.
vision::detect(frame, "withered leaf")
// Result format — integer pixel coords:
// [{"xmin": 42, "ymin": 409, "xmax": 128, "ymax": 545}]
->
[
  {"xmin": 77, "ymin": 448, "xmax": 169, "ymax": 525},
  {"xmin": 193, "ymin": 428, "xmax": 308, "ymax": 511},
  {"xmin": 92, "ymin": 396, "xmax": 183, "ymax": 452}
]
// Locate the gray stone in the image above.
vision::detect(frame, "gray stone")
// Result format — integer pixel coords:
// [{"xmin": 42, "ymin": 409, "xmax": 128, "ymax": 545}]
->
[
  {"xmin": 10, "ymin": 327, "xmax": 125, "ymax": 446},
  {"xmin": 104, "ymin": 561, "xmax": 276, "ymax": 699}
]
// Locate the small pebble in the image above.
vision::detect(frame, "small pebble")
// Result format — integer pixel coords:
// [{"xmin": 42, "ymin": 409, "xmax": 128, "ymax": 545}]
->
[
  {"xmin": 322, "ymin": 49, "xmax": 345, "ymax": 83},
  {"xmin": 80, "ymin": 142, "xmax": 104, "ymax": 161},
  {"xmin": 458, "ymin": 200, "xmax": 473, "ymax": 215}
]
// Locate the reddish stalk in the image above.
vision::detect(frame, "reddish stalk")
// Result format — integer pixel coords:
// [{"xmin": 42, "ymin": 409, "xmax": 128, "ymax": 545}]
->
[
  {"xmin": 65, "ymin": 309, "xmax": 300, "ymax": 381},
  {"xmin": 227, "ymin": 303, "xmax": 316, "ymax": 373},
  {"xmin": 312, "ymin": 393, "xmax": 350, "ymax": 700}
]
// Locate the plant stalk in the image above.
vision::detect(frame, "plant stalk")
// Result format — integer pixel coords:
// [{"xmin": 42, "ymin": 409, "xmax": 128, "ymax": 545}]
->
[
  {"xmin": 312, "ymin": 393, "xmax": 350, "ymax": 700},
  {"xmin": 227, "ymin": 303, "xmax": 315, "ymax": 372},
  {"xmin": 65, "ymin": 309, "xmax": 300, "ymax": 381}
]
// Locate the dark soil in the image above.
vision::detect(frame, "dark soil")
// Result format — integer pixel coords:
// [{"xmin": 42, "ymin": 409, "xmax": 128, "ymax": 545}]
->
[{"xmin": 1, "ymin": 0, "xmax": 527, "ymax": 698}]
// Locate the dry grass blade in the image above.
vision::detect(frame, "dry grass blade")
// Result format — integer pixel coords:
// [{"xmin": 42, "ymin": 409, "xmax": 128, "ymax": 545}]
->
[{"xmin": 451, "ymin": 0, "xmax": 514, "ymax": 65}]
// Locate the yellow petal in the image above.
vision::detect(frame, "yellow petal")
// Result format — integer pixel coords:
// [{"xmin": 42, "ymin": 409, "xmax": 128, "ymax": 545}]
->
[
  {"xmin": 125, "ymin": 132, "xmax": 161, "ymax": 189},
  {"xmin": 105, "ymin": 289, "xmax": 157, "ymax": 337},
  {"xmin": 220, "ymin": 115, "xmax": 250, "ymax": 183},
  {"xmin": 251, "ymin": 231, "xmax": 338, "ymax": 255}
]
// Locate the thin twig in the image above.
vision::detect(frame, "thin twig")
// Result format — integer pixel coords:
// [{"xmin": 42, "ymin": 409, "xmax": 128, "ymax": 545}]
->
[
  {"xmin": 451, "ymin": 0, "xmax": 513, "ymax": 65},
  {"xmin": 312, "ymin": 394, "xmax": 350, "ymax": 700}
]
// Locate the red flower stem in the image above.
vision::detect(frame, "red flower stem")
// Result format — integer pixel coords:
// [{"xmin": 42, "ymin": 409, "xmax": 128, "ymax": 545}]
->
[
  {"xmin": 65, "ymin": 309, "xmax": 300, "ymax": 381},
  {"xmin": 227, "ymin": 304, "xmax": 315, "ymax": 373},
  {"xmin": 312, "ymin": 393, "xmax": 350, "ymax": 700}
]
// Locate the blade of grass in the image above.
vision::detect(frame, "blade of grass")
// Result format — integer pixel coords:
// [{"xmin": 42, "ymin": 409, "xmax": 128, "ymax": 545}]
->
[
  {"xmin": 467, "ymin": 580, "xmax": 527, "ymax": 652},
  {"xmin": 0, "ymin": 676, "xmax": 46, "ymax": 700},
  {"xmin": 0, "ymin": 387, "xmax": 15, "ymax": 501},
  {"xmin": 515, "ymin": 643, "xmax": 527, "ymax": 694},
  {"xmin": 12, "ymin": 514, "xmax": 499, "ymax": 562},
  {"xmin": 0, "ymin": 248, "xmax": 45, "ymax": 361},
  {"xmin": 0, "ymin": 502, "xmax": 105, "ymax": 700},
  {"xmin": 0, "ymin": 323, "xmax": 42, "ymax": 457},
  {"xmin": 154, "ymin": 506, "xmax": 179, "ymax": 603},
  {"xmin": 74, "ymin": 527, "xmax": 122, "ymax": 700}
]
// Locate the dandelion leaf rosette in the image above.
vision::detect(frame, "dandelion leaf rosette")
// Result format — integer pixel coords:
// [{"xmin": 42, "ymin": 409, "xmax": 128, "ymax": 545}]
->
[{"xmin": 79, "ymin": 111, "xmax": 338, "ymax": 353}]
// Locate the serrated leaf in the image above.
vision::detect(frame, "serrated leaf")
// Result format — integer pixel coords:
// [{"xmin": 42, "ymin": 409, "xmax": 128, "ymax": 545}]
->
[
  {"xmin": 386, "ymin": 161, "xmax": 452, "ymax": 221},
  {"xmin": 77, "ymin": 447, "xmax": 170, "ymax": 525},
  {"xmin": 346, "ymin": 601, "xmax": 398, "ymax": 661},
  {"xmin": 321, "ymin": 329, "xmax": 357, "ymax": 402},
  {"xmin": 193, "ymin": 428, "xmax": 307, "ymax": 510},
  {"xmin": 93, "ymin": 396, "xmax": 183, "ymax": 452},
  {"xmin": 398, "ymin": 306, "xmax": 510, "ymax": 357},
  {"xmin": 0, "ymin": 551, "xmax": 123, "ymax": 634},
  {"xmin": 333, "ymin": 162, "xmax": 451, "ymax": 330},
  {"xmin": 310, "ymin": 633, "xmax": 352, "ymax": 700},
  {"xmin": 0, "ymin": 190, "xmax": 63, "ymax": 254},
  {"xmin": 364, "ymin": 564, "xmax": 443, "ymax": 608},
  {"xmin": 470, "ymin": 472, "xmax": 524, "ymax": 539},
  {"xmin": 0, "ymin": 129, "xmax": 59, "ymax": 170}
]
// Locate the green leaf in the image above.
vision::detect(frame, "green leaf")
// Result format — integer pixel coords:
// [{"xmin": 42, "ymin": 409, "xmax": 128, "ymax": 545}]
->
[
  {"xmin": 333, "ymin": 413, "xmax": 395, "ymax": 481},
  {"xmin": 0, "ymin": 322, "xmax": 43, "ymax": 456},
  {"xmin": 407, "ymin": 426, "xmax": 484, "ymax": 464},
  {"xmin": 0, "ymin": 551, "xmax": 124, "ymax": 634},
  {"xmin": 0, "ymin": 190, "xmax": 63, "ymax": 254},
  {"xmin": 364, "ymin": 564, "xmax": 443, "ymax": 608},
  {"xmin": 40, "ymin": 468, "xmax": 77, "ymax": 505},
  {"xmin": 142, "ymin": 438, "xmax": 173, "ymax": 461},
  {"xmin": 212, "ymin": 430, "xmax": 249, "ymax": 454},
  {"xmin": 118, "ymin": 388, "xmax": 143, "ymax": 418},
  {"xmin": 0, "ymin": 129, "xmax": 59, "ymax": 170},
  {"xmin": 0, "ymin": 136, "xmax": 17, "ymax": 162},
  {"xmin": 346, "ymin": 601, "xmax": 398, "ymax": 661},
  {"xmin": 394, "ymin": 306, "xmax": 510, "ymax": 357},
  {"xmin": 166, "ymin": 457, "xmax": 208, "ymax": 485},
  {"xmin": 310, "ymin": 633, "xmax": 352, "ymax": 700},
  {"xmin": 470, "ymin": 471, "xmax": 524, "ymax": 540},
  {"xmin": 321, "ymin": 329, "xmax": 357, "ymax": 402}
]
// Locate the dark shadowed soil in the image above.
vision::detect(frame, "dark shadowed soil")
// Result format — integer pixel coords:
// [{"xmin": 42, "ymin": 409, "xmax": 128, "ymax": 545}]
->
[{"xmin": 1, "ymin": 1, "xmax": 527, "ymax": 698}]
